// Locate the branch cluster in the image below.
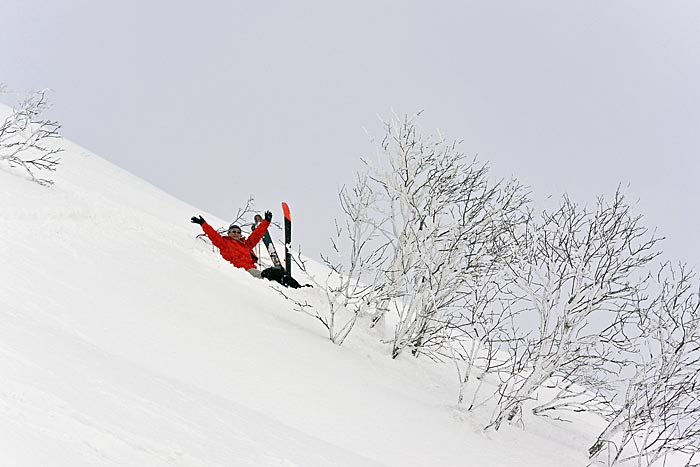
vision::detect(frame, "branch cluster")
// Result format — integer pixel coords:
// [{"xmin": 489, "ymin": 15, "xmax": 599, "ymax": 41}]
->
[
  {"xmin": 318, "ymin": 112, "xmax": 699, "ymax": 467},
  {"xmin": 589, "ymin": 263, "xmax": 700, "ymax": 466},
  {"xmin": 320, "ymin": 112, "xmax": 527, "ymax": 348},
  {"xmin": 1, "ymin": 88, "xmax": 62, "ymax": 185}
]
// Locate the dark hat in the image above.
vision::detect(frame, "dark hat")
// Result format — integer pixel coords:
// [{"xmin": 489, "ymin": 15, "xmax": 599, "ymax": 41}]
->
[{"xmin": 228, "ymin": 224, "xmax": 241, "ymax": 232}]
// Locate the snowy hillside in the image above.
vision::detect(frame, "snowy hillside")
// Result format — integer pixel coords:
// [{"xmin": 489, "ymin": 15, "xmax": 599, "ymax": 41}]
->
[{"xmin": 1, "ymin": 108, "xmax": 636, "ymax": 466}]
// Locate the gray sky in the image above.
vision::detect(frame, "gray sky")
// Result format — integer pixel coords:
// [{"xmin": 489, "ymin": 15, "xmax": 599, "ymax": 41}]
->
[{"xmin": 2, "ymin": 1, "xmax": 699, "ymax": 266}]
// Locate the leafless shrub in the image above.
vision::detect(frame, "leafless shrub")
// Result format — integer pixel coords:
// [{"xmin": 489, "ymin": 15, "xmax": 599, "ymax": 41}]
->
[
  {"xmin": 0, "ymin": 88, "xmax": 62, "ymax": 186},
  {"xmin": 485, "ymin": 189, "xmax": 662, "ymax": 430},
  {"xmin": 589, "ymin": 263, "xmax": 700, "ymax": 467}
]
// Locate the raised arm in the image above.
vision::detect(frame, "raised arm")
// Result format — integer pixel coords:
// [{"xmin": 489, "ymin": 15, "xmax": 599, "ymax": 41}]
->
[
  {"xmin": 247, "ymin": 219, "xmax": 270, "ymax": 247},
  {"xmin": 191, "ymin": 215, "xmax": 225, "ymax": 249},
  {"xmin": 201, "ymin": 222, "xmax": 226, "ymax": 249}
]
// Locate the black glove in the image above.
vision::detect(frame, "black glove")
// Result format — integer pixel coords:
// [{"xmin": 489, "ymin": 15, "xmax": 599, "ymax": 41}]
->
[
  {"xmin": 264, "ymin": 210, "xmax": 273, "ymax": 222},
  {"xmin": 191, "ymin": 215, "xmax": 205, "ymax": 225}
]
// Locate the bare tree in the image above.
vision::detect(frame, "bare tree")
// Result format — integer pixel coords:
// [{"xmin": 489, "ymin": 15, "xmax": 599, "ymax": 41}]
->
[
  {"xmin": 485, "ymin": 189, "xmax": 662, "ymax": 431},
  {"xmin": 447, "ymin": 185, "xmax": 535, "ymax": 410},
  {"xmin": 313, "ymin": 172, "xmax": 390, "ymax": 344},
  {"xmin": 320, "ymin": 113, "xmax": 529, "ymax": 355},
  {"xmin": 449, "ymin": 268, "xmax": 528, "ymax": 412},
  {"xmin": 589, "ymin": 263, "xmax": 700, "ymax": 467},
  {"xmin": 0, "ymin": 88, "xmax": 62, "ymax": 185},
  {"xmin": 356, "ymin": 113, "xmax": 529, "ymax": 359}
]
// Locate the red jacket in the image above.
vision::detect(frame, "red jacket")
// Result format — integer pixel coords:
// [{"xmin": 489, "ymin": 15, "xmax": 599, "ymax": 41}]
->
[{"xmin": 200, "ymin": 220, "xmax": 270, "ymax": 270}]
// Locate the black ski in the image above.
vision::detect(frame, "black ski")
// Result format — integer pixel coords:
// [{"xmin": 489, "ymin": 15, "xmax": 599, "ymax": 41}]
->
[
  {"xmin": 282, "ymin": 202, "xmax": 292, "ymax": 276},
  {"xmin": 253, "ymin": 214, "xmax": 282, "ymax": 268},
  {"xmin": 257, "ymin": 203, "xmax": 308, "ymax": 289}
]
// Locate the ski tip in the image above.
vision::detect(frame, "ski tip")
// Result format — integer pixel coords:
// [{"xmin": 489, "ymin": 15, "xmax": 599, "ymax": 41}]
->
[{"xmin": 282, "ymin": 202, "xmax": 291, "ymax": 221}]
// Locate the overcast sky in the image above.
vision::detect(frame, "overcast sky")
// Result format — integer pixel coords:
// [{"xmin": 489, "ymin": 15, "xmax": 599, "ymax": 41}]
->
[{"xmin": 2, "ymin": 1, "xmax": 699, "ymax": 266}]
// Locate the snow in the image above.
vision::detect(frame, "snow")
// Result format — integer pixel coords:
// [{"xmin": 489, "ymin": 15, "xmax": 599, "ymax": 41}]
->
[{"xmin": 0, "ymin": 103, "xmax": 676, "ymax": 466}]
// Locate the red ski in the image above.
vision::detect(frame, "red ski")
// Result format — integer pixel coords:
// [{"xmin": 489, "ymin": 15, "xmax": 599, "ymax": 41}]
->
[{"xmin": 282, "ymin": 202, "xmax": 292, "ymax": 275}]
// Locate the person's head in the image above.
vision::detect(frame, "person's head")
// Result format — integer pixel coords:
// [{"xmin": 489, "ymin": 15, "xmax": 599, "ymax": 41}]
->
[{"xmin": 227, "ymin": 224, "xmax": 242, "ymax": 238}]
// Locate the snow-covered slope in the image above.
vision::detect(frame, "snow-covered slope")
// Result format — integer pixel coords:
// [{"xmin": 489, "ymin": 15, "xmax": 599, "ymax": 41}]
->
[{"xmin": 1, "ymin": 114, "xmax": 606, "ymax": 466}]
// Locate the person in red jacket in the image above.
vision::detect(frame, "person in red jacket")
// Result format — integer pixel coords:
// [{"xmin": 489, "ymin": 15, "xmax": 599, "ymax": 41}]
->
[{"xmin": 191, "ymin": 210, "xmax": 272, "ymax": 278}]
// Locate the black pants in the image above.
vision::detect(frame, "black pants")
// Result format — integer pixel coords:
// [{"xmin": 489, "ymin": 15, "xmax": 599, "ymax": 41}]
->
[{"xmin": 261, "ymin": 267, "xmax": 303, "ymax": 288}]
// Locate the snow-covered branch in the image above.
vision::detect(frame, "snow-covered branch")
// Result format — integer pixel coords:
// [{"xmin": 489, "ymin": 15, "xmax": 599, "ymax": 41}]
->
[
  {"xmin": 589, "ymin": 262, "xmax": 700, "ymax": 467},
  {"xmin": 0, "ymin": 88, "xmax": 62, "ymax": 186},
  {"xmin": 319, "ymin": 171, "xmax": 389, "ymax": 344},
  {"xmin": 324, "ymin": 112, "xmax": 529, "ymax": 356},
  {"xmin": 485, "ymin": 189, "xmax": 662, "ymax": 431}
]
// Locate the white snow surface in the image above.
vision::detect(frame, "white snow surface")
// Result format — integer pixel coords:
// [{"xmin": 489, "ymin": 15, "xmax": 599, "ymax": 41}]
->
[{"xmin": 1, "ymin": 112, "xmax": 636, "ymax": 466}]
